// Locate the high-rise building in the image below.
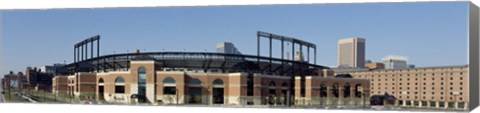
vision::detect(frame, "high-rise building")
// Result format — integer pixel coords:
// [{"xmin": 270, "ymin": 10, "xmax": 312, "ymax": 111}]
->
[
  {"xmin": 216, "ymin": 42, "xmax": 241, "ymax": 55},
  {"xmin": 337, "ymin": 37, "xmax": 366, "ymax": 68},
  {"xmin": 40, "ymin": 63, "xmax": 67, "ymax": 74},
  {"xmin": 382, "ymin": 55, "xmax": 408, "ymax": 69},
  {"xmin": 294, "ymin": 50, "xmax": 305, "ymax": 62}
]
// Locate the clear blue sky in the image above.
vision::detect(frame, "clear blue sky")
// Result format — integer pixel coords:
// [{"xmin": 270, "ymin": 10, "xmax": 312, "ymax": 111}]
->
[{"xmin": 1, "ymin": 2, "xmax": 470, "ymax": 76}]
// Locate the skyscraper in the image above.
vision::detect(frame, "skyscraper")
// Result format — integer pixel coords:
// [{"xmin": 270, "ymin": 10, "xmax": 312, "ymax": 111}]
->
[
  {"xmin": 382, "ymin": 55, "xmax": 408, "ymax": 69},
  {"xmin": 216, "ymin": 42, "xmax": 241, "ymax": 55},
  {"xmin": 337, "ymin": 37, "xmax": 366, "ymax": 68}
]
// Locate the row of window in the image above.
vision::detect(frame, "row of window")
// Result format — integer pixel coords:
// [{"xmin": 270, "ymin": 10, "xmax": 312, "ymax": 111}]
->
[
  {"xmin": 371, "ymin": 77, "xmax": 463, "ymax": 81},
  {"xmin": 372, "ymin": 82, "xmax": 463, "ymax": 86},
  {"xmin": 372, "ymin": 92, "xmax": 464, "ymax": 101},
  {"xmin": 349, "ymin": 68, "xmax": 465, "ymax": 74},
  {"xmin": 355, "ymin": 72, "xmax": 465, "ymax": 78},
  {"xmin": 371, "ymin": 86, "xmax": 463, "ymax": 91},
  {"xmin": 109, "ymin": 76, "xmax": 225, "ymax": 94}
]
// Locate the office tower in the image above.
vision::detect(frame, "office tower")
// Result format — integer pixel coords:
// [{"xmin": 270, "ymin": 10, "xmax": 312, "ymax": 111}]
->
[
  {"xmin": 216, "ymin": 42, "xmax": 241, "ymax": 54},
  {"xmin": 382, "ymin": 55, "xmax": 408, "ymax": 69},
  {"xmin": 337, "ymin": 37, "xmax": 366, "ymax": 68}
]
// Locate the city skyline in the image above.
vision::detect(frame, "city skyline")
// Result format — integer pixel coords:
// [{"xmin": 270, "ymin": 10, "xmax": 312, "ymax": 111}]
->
[{"xmin": 1, "ymin": 2, "xmax": 470, "ymax": 76}]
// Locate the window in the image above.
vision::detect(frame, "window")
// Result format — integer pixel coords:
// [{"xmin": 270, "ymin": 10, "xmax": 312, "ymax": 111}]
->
[
  {"xmin": 163, "ymin": 87, "xmax": 176, "ymax": 94},
  {"xmin": 163, "ymin": 77, "xmax": 177, "ymax": 95},
  {"xmin": 115, "ymin": 86, "xmax": 125, "ymax": 93},
  {"xmin": 213, "ymin": 79, "xmax": 224, "ymax": 87},
  {"xmin": 115, "ymin": 77, "xmax": 125, "ymax": 94},
  {"xmin": 138, "ymin": 67, "xmax": 147, "ymax": 96}
]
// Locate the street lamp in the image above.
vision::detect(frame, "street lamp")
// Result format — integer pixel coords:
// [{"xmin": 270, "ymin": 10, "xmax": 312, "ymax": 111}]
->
[{"xmin": 176, "ymin": 89, "xmax": 179, "ymax": 105}]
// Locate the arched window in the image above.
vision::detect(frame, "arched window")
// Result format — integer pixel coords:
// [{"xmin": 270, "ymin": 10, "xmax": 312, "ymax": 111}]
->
[
  {"xmin": 189, "ymin": 78, "xmax": 202, "ymax": 87},
  {"xmin": 188, "ymin": 78, "xmax": 202, "ymax": 103},
  {"xmin": 115, "ymin": 77, "xmax": 125, "ymax": 93},
  {"xmin": 343, "ymin": 83, "xmax": 351, "ymax": 98},
  {"xmin": 281, "ymin": 82, "xmax": 288, "ymax": 90},
  {"xmin": 269, "ymin": 81, "xmax": 276, "ymax": 96},
  {"xmin": 98, "ymin": 78, "xmax": 105, "ymax": 86},
  {"xmin": 320, "ymin": 83, "xmax": 327, "ymax": 97},
  {"xmin": 163, "ymin": 77, "xmax": 176, "ymax": 95},
  {"xmin": 163, "ymin": 77, "xmax": 176, "ymax": 84},
  {"xmin": 212, "ymin": 79, "xmax": 224, "ymax": 88},
  {"xmin": 269, "ymin": 81, "xmax": 276, "ymax": 89}
]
